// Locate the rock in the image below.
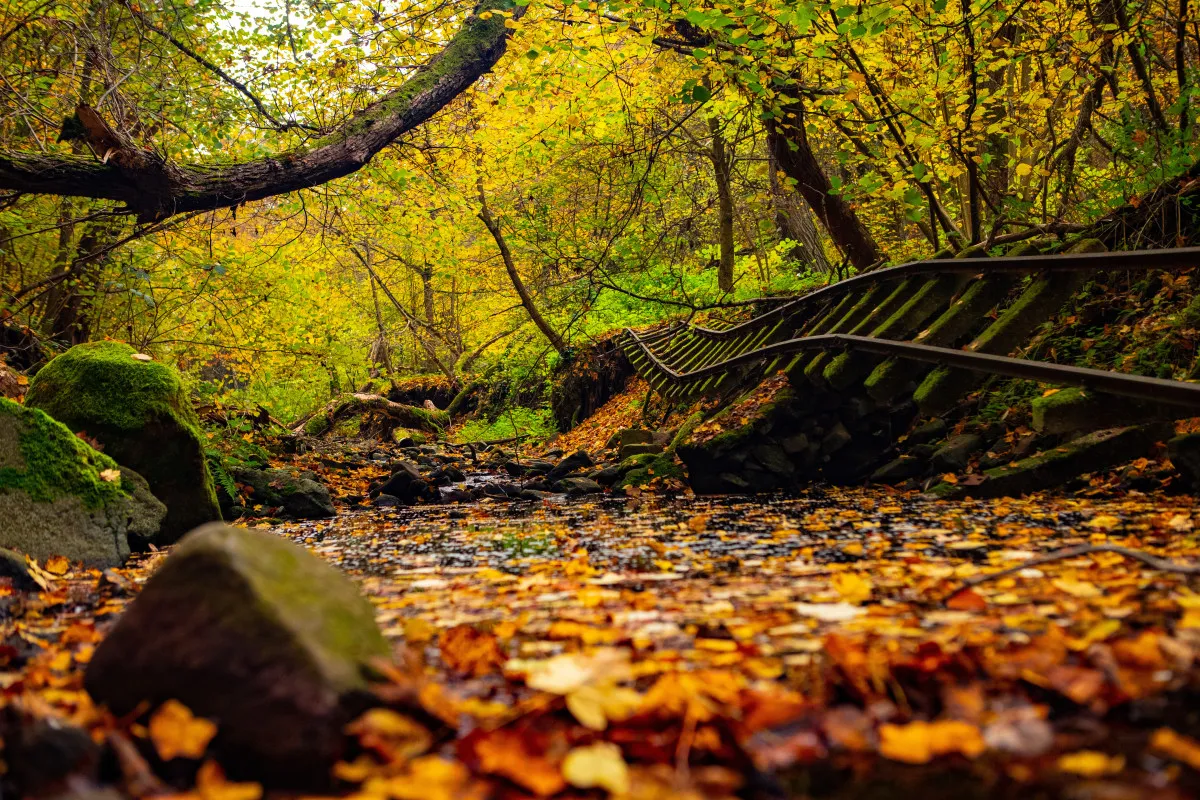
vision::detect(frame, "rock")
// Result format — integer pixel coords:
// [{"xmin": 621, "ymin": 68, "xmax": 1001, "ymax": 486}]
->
[
  {"xmin": 780, "ymin": 432, "xmax": 809, "ymax": 455},
  {"xmin": 1033, "ymin": 387, "xmax": 1168, "ymax": 435},
  {"xmin": 522, "ymin": 477, "xmax": 552, "ymax": 492},
  {"xmin": 229, "ymin": 467, "xmax": 335, "ymax": 519},
  {"xmin": 820, "ymin": 422, "xmax": 852, "ymax": 456},
  {"xmin": 616, "ymin": 454, "xmax": 685, "ymax": 489},
  {"xmin": 619, "ymin": 442, "xmax": 663, "ymax": 460},
  {"xmin": 371, "ymin": 461, "xmax": 438, "ymax": 504},
  {"xmin": 519, "ymin": 490, "xmax": 556, "ymax": 501},
  {"xmin": 373, "ymin": 493, "xmax": 401, "ymax": 508},
  {"xmin": 3, "ymin": 713, "xmax": 99, "ymax": 798},
  {"xmin": 616, "ymin": 429, "xmax": 654, "ymax": 448},
  {"xmin": 432, "ymin": 462, "xmax": 463, "ymax": 482},
  {"xmin": 84, "ymin": 524, "xmax": 390, "ymax": 788},
  {"xmin": 439, "ymin": 487, "xmax": 473, "ymax": 503},
  {"xmin": 24, "ymin": 342, "xmax": 220, "ymax": 543},
  {"xmin": 931, "ymin": 424, "xmax": 1173, "ymax": 499},
  {"xmin": 0, "ymin": 548, "xmax": 39, "ymax": 591},
  {"xmin": 546, "ymin": 450, "xmax": 594, "ymax": 483},
  {"xmin": 503, "ymin": 458, "xmax": 554, "ymax": 478},
  {"xmin": 1169, "ymin": 433, "xmax": 1200, "ymax": 489},
  {"xmin": 590, "ymin": 465, "xmax": 623, "ymax": 486},
  {"xmin": 0, "ymin": 400, "xmax": 165, "ymax": 566},
  {"xmin": 555, "ymin": 476, "xmax": 603, "ymax": 495},
  {"xmin": 906, "ymin": 418, "xmax": 947, "ymax": 446},
  {"xmin": 750, "ymin": 443, "xmax": 795, "ymax": 477},
  {"xmin": 931, "ymin": 433, "xmax": 984, "ymax": 471},
  {"xmin": 870, "ymin": 456, "xmax": 926, "ymax": 483}
]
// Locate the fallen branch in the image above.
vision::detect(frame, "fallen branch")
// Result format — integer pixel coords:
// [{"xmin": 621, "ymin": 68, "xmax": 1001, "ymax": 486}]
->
[{"xmin": 945, "ymin": 543, "xmax": 1200, "ymax": 604}]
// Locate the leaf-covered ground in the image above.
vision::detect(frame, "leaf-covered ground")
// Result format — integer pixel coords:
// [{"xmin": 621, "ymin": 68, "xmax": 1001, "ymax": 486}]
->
[{"xmin": 7, "ymin": 483, "xmax": 1200, "ymax": 798}]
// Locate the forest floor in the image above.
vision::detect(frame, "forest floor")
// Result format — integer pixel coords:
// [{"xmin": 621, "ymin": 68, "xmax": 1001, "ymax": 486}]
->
[{"xmin": 7, "ymin": 472, "xmax": 1200, "ymax": 799}]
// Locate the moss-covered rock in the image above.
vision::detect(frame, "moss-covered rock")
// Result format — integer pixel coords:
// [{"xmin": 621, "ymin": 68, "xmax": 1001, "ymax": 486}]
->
[
  {"xmin": 0, "ymin": 399, "xmax": 165, "ymax": 565},
  {"xmin": 25, "ymin": 341, "xmax": 220, "ymax": 543},
  {"xmin": 223, "ymin": 466, "xmax": 336, "ymax": 520},
  {"xmin": 84, "ymin": 523, "xmax": 390, "ymax": 789},
  {"xmin": 617, "ymin": 453, "xmax": 685, "ymax": 489}
]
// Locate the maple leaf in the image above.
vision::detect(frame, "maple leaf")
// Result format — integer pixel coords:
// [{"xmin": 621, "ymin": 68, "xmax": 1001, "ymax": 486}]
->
[
  {"xmin": 148, "ymin": 699, "xmax": 218, "ymax": 761},
  {"xmin": 42, "ymin": 555, "xmax": 70, "ymax": 576},
  {"xmin": 99, "ymin": 468, "xmax": 121, "ymax": 483},
  {"xmin": 438, "ymin": 624, "xmax": 504, "ymax": 677},
  {"xmin": 468, "ymin": 728, "xmax": 566, "ymax": 796}
]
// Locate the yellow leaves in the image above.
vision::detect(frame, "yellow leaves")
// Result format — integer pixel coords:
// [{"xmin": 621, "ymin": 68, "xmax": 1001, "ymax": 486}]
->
[
  {"xmin": 518, "ymin": 648, "xmax": 631, "ymax": 694},
  {"xmin": 1015, "ymin": 162, "xmax": 1034, "ymax": 177},
  {"xmin": 941, "ymin": 473, "xmax": 958, "ymax": 484},
  {"xmin": 1056, "ymin": 750, "xmax": 1124, "ymax": 777},
  {"xmin": 1052, "ymin": 577, "xmax": 1102, "ymax": 599},
  {"xmin": 99, "ymin": 468, "xmax": 121, "ymax": 483},
  {"xmin": 356, "ymin": 756, "xmax": 474, "ymax": 800},
  {"xmin": 566, "ymin": 684, "xmax": 642, "ymax": 731},
  {"xmin": 878, "ymin": 720, "xmax": 986, "ymax": 764},
  {"xmin": 346, "ymin": 708, "xmax": 432, "ymax": 761},
  {"xmin": 148, "ymin": 700, "xmax": 217, "ymax": 761},
  {"xmin": 562, "ymin": 742, "xmax": 630, "ymax": 795},
  {"xmin": 42, "ymin": 555, "xmax": 70, "ymax": 575},
  {"xmin": 511, "ymin": 649, "xmax": 640, "ymax": 730},
  {"xmin": 831, "ymin": 572, "xmax": 872, "ymax": 604},
  {"xmin": 1150, "ymin": 728, "xmax": 1200, "ymax": 770},
  {"xmin": 1085, "ymin": 514, "xmax": 1121, "ymax": 530},
  {"xmin": 439, "ymin": 624, "xmax": 505, "ymax": 678},
  {"xmin": 473, "ymin": 728, "xmax": 566, "ymax": 796}
]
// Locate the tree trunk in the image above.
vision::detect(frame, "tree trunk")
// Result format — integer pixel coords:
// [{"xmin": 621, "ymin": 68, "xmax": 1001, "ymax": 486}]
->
[
  {"xmin": 477, "ymin": 183, "xmax": 568, "ymax": 355},
  {"xmin": 765, "ymin": 106, "xmax": 883, "ymax": 271},
  {"xmin": 767, "ymin": 148, "xmax": 832, "ymax": 273},
  {"xmin": 0, "ymin": 0, "xmax": 523, "ymax": 221},
  {"xmin": 708, "ymin": 115, "xmax": 737, "ymax": 293}
]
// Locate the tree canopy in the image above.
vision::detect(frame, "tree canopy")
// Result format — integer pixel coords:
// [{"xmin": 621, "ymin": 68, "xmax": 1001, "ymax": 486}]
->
[{"xmin": 0, "ymin": 0, "xmax": 1195, "ymax": 416}]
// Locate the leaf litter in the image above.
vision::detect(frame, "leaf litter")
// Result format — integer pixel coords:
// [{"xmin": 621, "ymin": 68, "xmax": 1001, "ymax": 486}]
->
[{"xmin": 6, "ymin": 486, "xmax": 1200, "ymax": 797}]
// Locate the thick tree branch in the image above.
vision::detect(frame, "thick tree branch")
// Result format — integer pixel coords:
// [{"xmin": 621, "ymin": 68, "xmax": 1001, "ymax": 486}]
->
[{"xmin": 0, "ymin": 0, "xmax": 523, "ymax": 222}]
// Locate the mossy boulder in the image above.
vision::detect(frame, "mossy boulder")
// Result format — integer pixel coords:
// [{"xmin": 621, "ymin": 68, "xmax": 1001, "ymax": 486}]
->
[
  {"xmin": 24, "ymin": 341, "xmax": 220, "ymax": 543},
  {"xmin": 0, "ymin": 399, "xmax": 165, "ymax": 566},
  {"xmin": 221, "ymin": 466, "xmax": 336, "ymax": 520},
  {"xmin": 84, "ymin": 523, "xmax": 390, "ymax": 789}
]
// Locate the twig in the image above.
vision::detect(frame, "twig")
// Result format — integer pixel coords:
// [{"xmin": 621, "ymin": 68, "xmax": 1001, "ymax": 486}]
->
[{"xmin": 945, "ymin": 544, "xmax": 1200, "ymax": 603}]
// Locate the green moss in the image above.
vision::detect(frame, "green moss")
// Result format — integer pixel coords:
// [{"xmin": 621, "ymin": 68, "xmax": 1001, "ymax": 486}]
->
[
  {"xmin": 26, "ymin": 341, "xmax": 201, "ymax": 435},
  {"xmin": 305, "ymin": 413, "xmax": 331, "ymax": 436},
  {"xmin": 25, "ymin": 341, "xmax": 221, "ymax": 539},
  {"xmin": 618, "ymin": 454, "xmax": 685, "ymax": 488},
  {"xmin": 0, "ymin": 399, "xmax": 130, "ymax": 509}
]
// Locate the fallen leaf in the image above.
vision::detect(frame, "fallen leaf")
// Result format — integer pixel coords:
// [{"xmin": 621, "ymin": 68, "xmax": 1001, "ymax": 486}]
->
[
  {"xmin": 148, "ymin": 700, "xmax": 218, "ymax": 761},
  {"xmin": 793, "ymin": 602, "xmax": 865, "ymax": 622},
  {"xmin": 439, "ymin": 624, "xmax": 504, "ymax": 678},
  {"xmin": 1056, "ymin": 750, "xmax": 1124, "ymax": 777},
  {"xmin": 42, "ymin": 555, "xmax": 70, "ymax": 576},
  {"xmin": 831, "ymin": 573, "xmax": 872, "ymax": 604},
  {"xmin": 878, "ymin": 720, "xmax": 986, "ymax": 764},
  {"xmin": 562, "ymin": 742, "xmax": 630, "ymax": 795},
  {"xmin": 1150, "ymin": 728, "xmax": 1200, "ymax": 770}
]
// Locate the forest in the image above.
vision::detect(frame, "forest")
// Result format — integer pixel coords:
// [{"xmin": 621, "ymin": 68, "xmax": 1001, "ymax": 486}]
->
[{"xmin": 4, "ymin": 0, "xmax": 1200, "ymax": 796}]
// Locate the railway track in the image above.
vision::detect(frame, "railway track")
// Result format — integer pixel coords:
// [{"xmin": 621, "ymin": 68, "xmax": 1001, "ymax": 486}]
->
[{"xmin": 622, "ymin": 244, "xmax": 1200, "ymax": 415}]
